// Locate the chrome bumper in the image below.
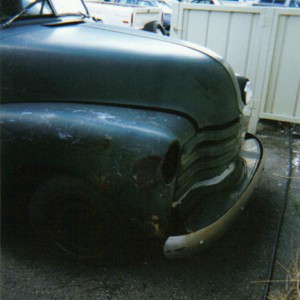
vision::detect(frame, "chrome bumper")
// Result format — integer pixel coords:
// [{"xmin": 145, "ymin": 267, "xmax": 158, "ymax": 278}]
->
[{"xmin": 163, "ymin": 133, "xmax": 264, "ymax": 259}]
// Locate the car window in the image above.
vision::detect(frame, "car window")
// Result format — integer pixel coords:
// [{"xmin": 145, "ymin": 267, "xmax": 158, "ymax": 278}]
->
[
  {"xmin": 192, "ymin": 0, "xmax": 212, "ymax": 3},
  {"xmin": 157, "ymin": 1, "xmax": 172, "ymax": 8},
  {"xmin": 117, "ymin": 0, "xmax": 134, "ymax": 4},
  {"xmin": 259, "ymin": 0, "xmax": 285, "ymax": 4},
  {"xmin": 290, "ymin": 0, "xmax": 300, "ymax": 6},
  {"xmin": 137, "ymin": 0, "xmax": 155, "ymax": 6}
]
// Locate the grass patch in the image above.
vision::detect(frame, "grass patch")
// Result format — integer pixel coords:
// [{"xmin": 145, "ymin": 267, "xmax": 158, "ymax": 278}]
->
[{"xmin": 268, "ymin": 251, "xmax": 300, "ymax": 300}]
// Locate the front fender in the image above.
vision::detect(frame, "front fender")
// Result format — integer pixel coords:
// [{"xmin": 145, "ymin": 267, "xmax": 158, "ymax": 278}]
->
[{"xmin": 0, "ymin": 102, "xmax": 195, "ymax": 234}]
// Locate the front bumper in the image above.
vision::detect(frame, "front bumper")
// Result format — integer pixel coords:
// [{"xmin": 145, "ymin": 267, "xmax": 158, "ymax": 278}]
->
[{"xmin": 163, "ymin": 133, "xmax": 264, "ymax": 259}]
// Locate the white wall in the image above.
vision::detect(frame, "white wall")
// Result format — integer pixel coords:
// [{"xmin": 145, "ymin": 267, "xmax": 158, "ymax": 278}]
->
[{"xmin": 170, "ymin": 4, "xmax": 300, "ymax": 132}]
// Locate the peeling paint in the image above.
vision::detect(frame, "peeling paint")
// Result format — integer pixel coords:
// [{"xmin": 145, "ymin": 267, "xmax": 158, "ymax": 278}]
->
[
  {"xmin": 94, "ymin": 112, "xmax": 116, "ymax": 121},
  {"xmin": 71, "ymin": 138, "xmax": 81, "ymax": 145},
  {"xmin": 41, "ymin": 113, "xmax": 56, "ymax": 119},
  {"xmin": 58, "ymin": 132, "xmax": 73, "ymax": 140},
  {"xmin": 72, "ymin": 110, "xmax": 86, "ymax": 113}
]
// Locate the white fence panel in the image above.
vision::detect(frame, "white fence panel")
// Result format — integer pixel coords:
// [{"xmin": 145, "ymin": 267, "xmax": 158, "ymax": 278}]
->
[
  {"xmin": 261, "ymin": 9, "xmax": 300, "ymax": 123},
  {"xmin": 170, "ymin": 4, "xmax": 300, "ymax": 132}
]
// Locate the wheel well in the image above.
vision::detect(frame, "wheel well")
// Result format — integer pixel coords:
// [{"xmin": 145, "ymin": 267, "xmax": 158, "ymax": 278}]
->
[{"xmin": 1, "ymin": 166, "xmax": 74, "ymax": 220}]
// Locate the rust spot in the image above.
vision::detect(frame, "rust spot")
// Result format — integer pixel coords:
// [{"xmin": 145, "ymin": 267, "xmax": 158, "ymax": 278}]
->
[
  {"xmin": 89, "ymin": 174, "xmax": 110, "ymax": 191},
  {"xmin": 132, "ymin": 155, "xmax": 161, "ymax": 187},
  {"xmin": 102, "ymin": 135, "xmax": 112, "ymax": 150},
  {"xmin": 145, "ymin": 215, "xmax": 164, "ymax": 238}
]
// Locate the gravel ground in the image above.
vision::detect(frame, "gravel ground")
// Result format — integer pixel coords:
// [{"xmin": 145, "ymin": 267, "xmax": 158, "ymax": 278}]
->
[{"xmin": 1, "ymin": 120, "xmax": 299, "ymax": 300}]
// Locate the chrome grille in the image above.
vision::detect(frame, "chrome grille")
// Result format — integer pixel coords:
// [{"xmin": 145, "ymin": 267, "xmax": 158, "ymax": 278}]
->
[{"xmin": 174, "ymin": 120, "xmax": 242, "ymax": 202}]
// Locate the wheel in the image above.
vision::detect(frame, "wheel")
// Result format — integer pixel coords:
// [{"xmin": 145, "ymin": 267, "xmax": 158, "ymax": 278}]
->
[
  {"xmin": 29, "ymin": 176, "xmax": 114, "ymax": 259},
  {"xmin": 155, "ymin": 27, "xmax": 165, "ymax": 35},
  {"xmin": 143, "ymin": 21, "xmax": 166, "ymax": 35}
]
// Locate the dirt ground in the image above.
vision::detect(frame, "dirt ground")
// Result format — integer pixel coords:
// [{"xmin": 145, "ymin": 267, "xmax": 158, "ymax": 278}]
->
[{"xmin": 1, "ymin": 120, "xmax": 299, "ymax": 300}]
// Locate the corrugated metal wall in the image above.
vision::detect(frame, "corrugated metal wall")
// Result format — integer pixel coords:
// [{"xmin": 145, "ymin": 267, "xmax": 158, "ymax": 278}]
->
[{"xmin": 171, "ymin": 4, "xmax": 300, "ymax": 132}]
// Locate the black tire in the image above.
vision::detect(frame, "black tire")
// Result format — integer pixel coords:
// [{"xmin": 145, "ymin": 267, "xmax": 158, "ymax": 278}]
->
[
  {"xmin": 29, "ymin": 176, "xmax": 114, "ymax": 259},
  {"xmin": 143, "ymin": 21, "xmax": 166, "ymax": 35}
]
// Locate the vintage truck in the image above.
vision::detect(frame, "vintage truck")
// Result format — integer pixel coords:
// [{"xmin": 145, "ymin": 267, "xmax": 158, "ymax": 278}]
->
[
  {"xmin": 85, "ymin": 0, "xmax": 165, "ymax": 34},
  {"xmin": 112, "ymin": 0, "xmax": 172, "ymax": 34},
  {"xmin": 0, "ymin": 0, "xmax": 263, "ymax": 259}
]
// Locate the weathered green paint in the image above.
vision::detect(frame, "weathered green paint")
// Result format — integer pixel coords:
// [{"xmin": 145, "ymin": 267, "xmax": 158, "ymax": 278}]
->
[
  {"xmin": 0, "ymin": 2, "xmax": 263, "ymax": 256},
  {"xmin": 0, "ymin": 102, "xmax": 194, "ymax": 234},
  {"xmin": 1, "ymin": 17, "xmax": 243, "ymax": 129}
]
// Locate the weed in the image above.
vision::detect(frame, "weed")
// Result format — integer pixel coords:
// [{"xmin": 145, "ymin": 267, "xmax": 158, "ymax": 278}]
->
[{"xmin": 268, "ymin": 251, "xmax": 300, "ymax": 300}]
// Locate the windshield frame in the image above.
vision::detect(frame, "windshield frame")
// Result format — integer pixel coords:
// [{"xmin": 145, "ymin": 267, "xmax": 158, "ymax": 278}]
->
[{"xmin": 1, "ymin": 0, "xmax": 91, "ymax": 27}]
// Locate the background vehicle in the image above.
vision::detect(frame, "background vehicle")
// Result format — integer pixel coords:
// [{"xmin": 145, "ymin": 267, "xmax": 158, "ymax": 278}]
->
[
  {"xmin": 1, "ymin": 0, "xmax": 263, "ymax": 259},
  {"xmin": 220, "ymin": 0, "xmax": 257, "ymax": 5},
  {"xmin": 189, "ymin": 0, "xmax": 255, "ymax": 5},
  {"xmin": 85, "ymin": 0, "xmax": 165, "ymax": 33},
  {"xmin": 256, "ymin": 0, "xmax": 300, "ymax": 6},
  {"xmin": 114, "ymin": 0, "xmax": 172, "ymax": 34},
  {"xmin": 190, "ymin": 0, "xmax": 222, "ymax": 5}
]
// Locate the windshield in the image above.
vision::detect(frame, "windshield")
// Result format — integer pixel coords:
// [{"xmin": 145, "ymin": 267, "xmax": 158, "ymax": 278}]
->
[
  {"xmin": 1, "ymin": 0, "xmax": 90, "ymax": 27},
  {"xmin": 22, "ymin": 0, "xmax": 53, "ymax": 15},
  {"xmin": 22, "ymin": 0, "xmax": 87, "ymax": 16}
]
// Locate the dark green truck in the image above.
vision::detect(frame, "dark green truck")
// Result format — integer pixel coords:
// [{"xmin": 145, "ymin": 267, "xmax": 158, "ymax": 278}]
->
[{"xmin": 0, "ymin": 0, "xmax": 263, "ymax": 259}]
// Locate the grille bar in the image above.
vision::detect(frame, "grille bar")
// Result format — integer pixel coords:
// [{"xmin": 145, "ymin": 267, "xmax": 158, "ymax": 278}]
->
[{"xmin": 174, "ymin": 120, "xmax": 242, "ymax": 201}]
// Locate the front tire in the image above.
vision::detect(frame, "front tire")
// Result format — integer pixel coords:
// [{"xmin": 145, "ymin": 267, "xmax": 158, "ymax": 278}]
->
[{"xmin": 143, "ymin": 21, "xmax": 166, "ymax": 35}]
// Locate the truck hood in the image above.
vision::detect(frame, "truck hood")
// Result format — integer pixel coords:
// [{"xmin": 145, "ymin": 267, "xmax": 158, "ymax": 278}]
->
[{"xmin": 0, "ymin": 19, "xmax": 243, "ymax": 128}]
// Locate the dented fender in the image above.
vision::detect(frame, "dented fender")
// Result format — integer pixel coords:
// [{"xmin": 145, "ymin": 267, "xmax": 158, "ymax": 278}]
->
[{"xmin": 0, "ymin": 102, "xmax": 195, "ymax": 235}]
